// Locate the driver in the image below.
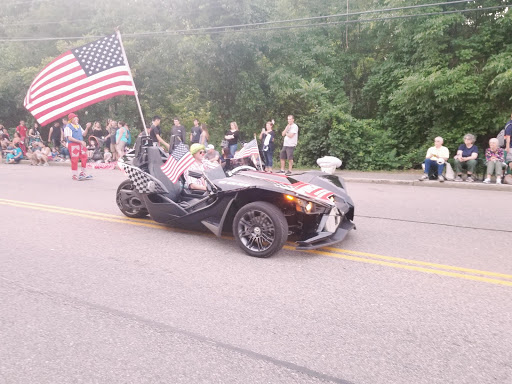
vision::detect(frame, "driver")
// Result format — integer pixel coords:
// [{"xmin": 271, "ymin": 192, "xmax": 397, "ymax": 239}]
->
[{"xmin": 184, "ymin": 143, "xmax": 207, "ymax": 191}]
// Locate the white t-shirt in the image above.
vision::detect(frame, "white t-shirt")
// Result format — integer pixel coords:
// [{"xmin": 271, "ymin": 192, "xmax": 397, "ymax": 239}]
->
[
  {"xmin": 426, "ymin": 146, "xmax": 449, "ymax": 160},
  {"xmin": 283, "ymin": 123, "xmax": 298, "ymax": 147}
]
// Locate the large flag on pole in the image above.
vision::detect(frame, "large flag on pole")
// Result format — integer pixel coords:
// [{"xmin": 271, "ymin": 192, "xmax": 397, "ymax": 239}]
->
[
  {"xmin": 234, "ymin": 138, "xmax": 260, "ymax": 159},
  {"xmin": 161, "ymin": 142, "xmax": 195, "ymax": 183},
  {"xmin": 24, "ymin": 34, "xmax": 136, "ymax": 126}
]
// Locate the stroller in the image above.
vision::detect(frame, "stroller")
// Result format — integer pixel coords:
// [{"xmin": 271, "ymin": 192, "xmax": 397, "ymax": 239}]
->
[{"xmin": 87, "ymin": 136, "xmax": 104, "ymax": 162}]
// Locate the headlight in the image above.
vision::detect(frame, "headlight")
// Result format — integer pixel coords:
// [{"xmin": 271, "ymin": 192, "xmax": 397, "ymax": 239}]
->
[{"xmin": 296, "ymin": 198, "xmax": 315, "ymax": 214}]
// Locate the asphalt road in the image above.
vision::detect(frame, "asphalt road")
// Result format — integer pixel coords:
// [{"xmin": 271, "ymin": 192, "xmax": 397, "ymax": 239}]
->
[{"xmin": 1, "ymin": 165, "xmax": 511, "ymax": 384}]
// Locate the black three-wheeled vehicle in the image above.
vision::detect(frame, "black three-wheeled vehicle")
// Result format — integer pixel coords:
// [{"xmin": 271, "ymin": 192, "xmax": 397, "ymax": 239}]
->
[{"xmin": 117, "ymin": 137, "xmax": 355, "ymax": 258}]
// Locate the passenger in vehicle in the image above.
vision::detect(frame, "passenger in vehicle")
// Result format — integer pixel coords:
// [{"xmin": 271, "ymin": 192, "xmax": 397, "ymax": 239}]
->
[{"xmin": 184, "ymin": 143, "xmax": 207, "ymax": 191}]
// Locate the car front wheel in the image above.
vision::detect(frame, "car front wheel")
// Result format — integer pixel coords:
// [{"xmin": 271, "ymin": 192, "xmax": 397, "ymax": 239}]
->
[{"xmin": 233, "ymin": 201, "xmax": 288, "ymax": 258}]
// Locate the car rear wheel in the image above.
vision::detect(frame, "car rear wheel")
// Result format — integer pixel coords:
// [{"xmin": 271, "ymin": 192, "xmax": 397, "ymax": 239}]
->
[
  {"xmin": 116, "ymin": 179, "xmax": 148, "ymax": 218},
  {"xmin": 233, "ymin": 201, "xmax": 288, "ymax": 258}
]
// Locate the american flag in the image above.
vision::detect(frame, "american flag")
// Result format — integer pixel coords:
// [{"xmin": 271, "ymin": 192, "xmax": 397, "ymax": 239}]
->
[
  {"xmin": 161, "ymin": 143, "xmax": 195, "ymax": 183},
  {"xmin": 24, "ymin": 33, "xmax": 136, "ymax": 126},
  {"xmin": 234, "ymin": 138, "xmax": 260, "ymax": 159}
]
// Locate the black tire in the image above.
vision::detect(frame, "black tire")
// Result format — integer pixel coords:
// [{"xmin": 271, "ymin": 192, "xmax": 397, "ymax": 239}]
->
[
  {"xmin": 232, "ymin": 201, "xmax": 288, "ymax": 258},
  {"xmin": 116, "ymin": 179, "xmax": 148, "ymax": 218}
]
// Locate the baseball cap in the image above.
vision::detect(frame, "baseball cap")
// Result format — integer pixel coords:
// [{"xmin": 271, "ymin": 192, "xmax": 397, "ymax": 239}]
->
[{"xmin": 207, "ymin": 144, "xmax": 214, "ymax": 150}]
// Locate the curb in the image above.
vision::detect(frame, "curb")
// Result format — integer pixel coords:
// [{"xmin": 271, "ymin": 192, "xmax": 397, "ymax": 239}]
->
[{"xmin": 343, "ymin": 177, "xmax": 512, "ymax": 191}]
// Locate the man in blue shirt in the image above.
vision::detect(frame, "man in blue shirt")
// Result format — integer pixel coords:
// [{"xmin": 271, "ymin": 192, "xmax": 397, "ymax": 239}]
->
[{"xmin": 505, "ymin": 115, "xmax": 512, "ymax": 167}]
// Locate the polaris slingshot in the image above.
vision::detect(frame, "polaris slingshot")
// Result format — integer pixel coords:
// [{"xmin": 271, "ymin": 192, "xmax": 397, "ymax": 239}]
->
[{"xmin": 116, "ymin": 137, "xmax": 355, "ymax": 258}]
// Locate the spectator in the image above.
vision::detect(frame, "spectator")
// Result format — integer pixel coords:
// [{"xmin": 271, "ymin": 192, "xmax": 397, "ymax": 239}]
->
[
  {"xmin": 34, "ymin": 143, "xmax": 51, "ymax": 166},
  {"xmin": 28, "ymin": 122, "xmax": 42, "ymax": 146},
  {"xmin": 184, "ymin": 143, "xmax": 207, "ymax": 191},
  {"xmin": 149, "ymin": 116, "xmax": 169, "ymax": 150},
  {"xmin": 419, "ymin": 137, "xmax": 450, "ymax": 182},
  {"xmin": 5, "ymin": 142, "xmax": 23, "ymax": 164},
  {"xmin": 204, "ymin": 144, "xmax": 220, "ymax": 163},
  {"xmin": 190, "ymin": 119, "xmax": 201, "ymax": 144},
  {"xmin": 103, "ymin": 147, "xmax": 113, "ymax": 163},
  {"xmin": 16, "ymin": 120, "xmax": 28, "ymax": 149},
  {"xmin": 225, "ymin": 121, "xmax": 239, "ymax": 158},
  {"xmin": 27, "ymin": 141, "xmax": 43, "ymax": 165},
  {"xmin": 506, "ymin": 116, "xmax": 512, "ymax": 169},
  {"xmin": 1, "ymin": 127, "xmax": 10, "ymax": 152},
  {"xmin": 108, "ymin": 120, "xmax": 118, "ymax": 162},
  {"xmin": 279, "ymin": 115, "xmax": 299, "ymax": 175},
  {"xmin": 259, "ymin": 120, "xmax": 276, "ymax": 173},
  {"xmin": 48, "ymin": 121, "xmax": 63, "ymax": 150},
  {"xmin": 1, "ymin": 125, "xmax": 10, "ymax": 139},
  {"xmin": 116, "ymin": 121, "xmax": 129, "ymax": 159},
  {"xmin": 170, "ymin": 117, "xmax": 186, "ymax": 152},
  {"xmin": 12, "ymin": 132, "xmax": 26, "ymax": 156},
  {"xmin": 91, "ymin": 121, "xmax": 103, "ymax": 138},
  {"xmin": 483, "ymin": 138, "xmax": 504, "ymax": 184},
  {"xmin": 453, "ymin": 133, "xmax": 478, "ymax": 182},
  {"xmin": 199, "ymin": 124, "xmax": 209, "ymax": 147}
]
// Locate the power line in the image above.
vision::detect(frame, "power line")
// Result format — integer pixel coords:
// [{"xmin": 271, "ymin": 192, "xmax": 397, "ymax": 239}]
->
[
  {"xmin": 0, "ymin": 0, "xmax": 482, "ymax": 30},
  {"xmin": 0, "ymin": 1, "xmax": 505, "ymax": 42},
  {"xmin": 1, "ymin": 0, "xmax": 53, "ymax": 6}
]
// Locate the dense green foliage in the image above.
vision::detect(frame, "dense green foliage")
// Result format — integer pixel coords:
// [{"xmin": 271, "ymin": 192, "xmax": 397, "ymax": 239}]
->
[{"xmin": 1, "ymin": 0, "xmax": 512, "ymax": 169}]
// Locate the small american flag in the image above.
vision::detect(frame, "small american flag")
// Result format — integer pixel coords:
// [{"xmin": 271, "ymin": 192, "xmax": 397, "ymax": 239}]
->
[
  {"xmin": 234, "ymin": 138, "xmax": 260, "ymax": 159},
  {"xmin": 161, "ymin": 142, "xmax": 195, "ymax": 183},
  {"xmin": 24, "ymin": 33, "xmax": 136, "ymax": 126}
]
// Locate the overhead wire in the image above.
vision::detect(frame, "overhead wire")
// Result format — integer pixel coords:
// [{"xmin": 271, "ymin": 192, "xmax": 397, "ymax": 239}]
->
[
  {"xmin": 0, "ymin": 0, "xmax": 484, "ymax": 28},
  {"xmin": 0, "ymin": 0, "xmax": 506, "ymax": 42}
]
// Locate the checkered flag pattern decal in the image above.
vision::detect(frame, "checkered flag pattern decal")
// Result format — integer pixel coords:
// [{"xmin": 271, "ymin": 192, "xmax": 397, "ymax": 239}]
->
[{"xmin": 119, "ymin": 162, "xmax": 168, "ymax": 194}]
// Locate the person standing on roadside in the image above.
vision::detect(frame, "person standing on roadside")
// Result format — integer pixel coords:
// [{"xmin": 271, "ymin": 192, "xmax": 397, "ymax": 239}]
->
[
  {"xmin": 108, "ymin": 120, "xmax": 119, "ymax": 162},
  {"xmin": 48, "ymin": 121, "xmax": 63, "ymax": 150},
  {"xmin": 149, "ymin": 116, "xmax": 169, "ymax": 150},
  {"xmin": 170, "ymin": 117, "xmax": 186, "ymax": 152},
  {"xmin": 16, "ymin": 120, "xmax": 28, "ymax": 150},
  {"xmin": 190, "ymin": 119, "xmax": 201, "ymax": 144},
  {"xmin": 225, "ymin": 121, "xmax": 240, "ymax": 158},
  {"xmin": 259, "ymin": 120, "xmax": 276, "ymax": 173},
  {"xmin": 505, "ymin": 114, "xmax": 512, "ymax": 168},
  {"xmin": 64, "ymin": 113, "xmax": 92, "ymax": 181},
  {"xmin": 279, "ymin": 115, "xmax": 299, "ymax": 175}
]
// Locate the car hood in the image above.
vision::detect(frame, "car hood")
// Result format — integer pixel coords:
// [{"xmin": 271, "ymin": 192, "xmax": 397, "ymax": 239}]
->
[{"xmin": 218, "ymin": 170, "xmax": 335, "ymax": 206}]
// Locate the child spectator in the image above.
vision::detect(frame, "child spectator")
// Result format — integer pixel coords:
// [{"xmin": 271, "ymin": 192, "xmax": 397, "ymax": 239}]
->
[{"xmin": 5, "ymin": 142, "xmax": 23, "ymax": 164}]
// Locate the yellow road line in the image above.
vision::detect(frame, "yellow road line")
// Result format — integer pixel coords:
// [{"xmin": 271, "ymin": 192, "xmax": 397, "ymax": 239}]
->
[
  {"xmin": 284, "ymin": 246, "xmax": 512, "ymax": 287},
  {"xmin": 322, "ymin": 247, "xmax": 512, "ymax": 281},
  {"xmin": 1, "ymin": 198, "xmax": 510, "ymax": 287},
  {"xmin": 0, "ymin": 198, "xmax": 147, "ymax": 222}
]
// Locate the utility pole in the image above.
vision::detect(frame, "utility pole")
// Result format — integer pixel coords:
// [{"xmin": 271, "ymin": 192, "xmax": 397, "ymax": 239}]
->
[{"xmin": 345, "ymin": 0, "xmax": 349, "ymax": 49}]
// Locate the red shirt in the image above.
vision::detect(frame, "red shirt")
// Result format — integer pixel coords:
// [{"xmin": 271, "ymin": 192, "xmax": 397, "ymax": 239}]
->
[{"xmin": 16, "ymin": 125, "xmax": 27, "ymax": 139}]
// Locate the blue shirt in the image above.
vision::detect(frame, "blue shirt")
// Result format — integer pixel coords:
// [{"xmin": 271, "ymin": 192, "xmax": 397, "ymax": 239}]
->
[
  {"xmin": 457, "ymin": 144, "xmax": 478, "ymax": 158},
  {"xmin": 505, "ymin": 121, "xmax": 512, "ymax": 137}
]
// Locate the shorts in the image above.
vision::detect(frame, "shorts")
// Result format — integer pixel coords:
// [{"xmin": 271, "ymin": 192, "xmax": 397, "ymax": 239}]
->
[
  {"xmin": 52, "ymin": 139, "xmax": 61, "ymax": 148},
  {"xmin": 280, "ymin": 146, "xmax": 296, "ymax": 160}
]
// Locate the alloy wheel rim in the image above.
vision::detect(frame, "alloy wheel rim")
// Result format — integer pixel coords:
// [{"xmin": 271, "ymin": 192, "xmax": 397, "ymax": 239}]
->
[{"xmin": 237, "ymin": 209, "xmax": 275, "ymax": 252}]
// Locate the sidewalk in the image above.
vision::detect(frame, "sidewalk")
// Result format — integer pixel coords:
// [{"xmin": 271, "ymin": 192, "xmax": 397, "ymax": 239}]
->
[{"xmin": 14, "ymin": 160, "xmax": 512, "ymax": 191}]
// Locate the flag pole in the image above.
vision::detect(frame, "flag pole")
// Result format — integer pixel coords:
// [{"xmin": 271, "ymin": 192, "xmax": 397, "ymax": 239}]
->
[
  {"xmin": 116, "ymin": 29, "xmax": 148, "ymax": 136},
  {"xmin": 254, "ymin": 133, "xmax": 264, "ymax": 172}
]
